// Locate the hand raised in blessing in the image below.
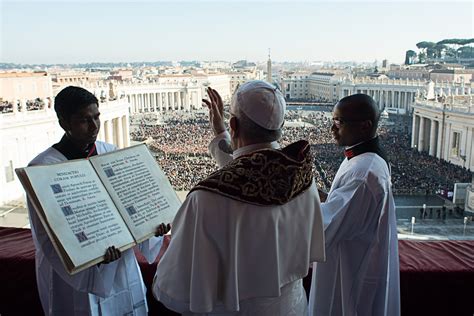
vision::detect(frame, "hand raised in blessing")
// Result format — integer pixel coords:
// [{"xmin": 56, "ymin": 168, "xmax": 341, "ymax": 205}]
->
[{"xmin": 202, "ymin": 87, "xmax": 226, "ymax": 136}]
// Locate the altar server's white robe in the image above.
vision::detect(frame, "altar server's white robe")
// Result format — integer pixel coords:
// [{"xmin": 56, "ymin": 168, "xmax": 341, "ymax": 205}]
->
[
  {"xmin": 309, "ymin": 153, "xmax": 400, "ymax": 316},
  {"xmin": 27, "ymin": 141, "xmax": 164, "ymax": 316}
]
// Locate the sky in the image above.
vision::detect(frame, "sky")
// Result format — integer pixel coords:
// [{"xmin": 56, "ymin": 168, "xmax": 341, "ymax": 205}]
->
[{"xmin": 0, "ymin": 0, "xmax": 473, "ymax": 64}]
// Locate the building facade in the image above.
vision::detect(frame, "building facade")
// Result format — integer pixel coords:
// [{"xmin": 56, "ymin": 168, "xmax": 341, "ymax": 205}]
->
[
  {"xmin": 279, "ymin": 68, "xmax": 472, "ymax": 113},
  {"xmin": 102, "ymin": 74, "xmax": 232, "ymax": 114},
  {"xmin": 281, "ymin": 72, "xmax": 311, "ymax": 100},
  {"xmin": 411, "ymin": 95, "xmax": 474, "ymax": 171},
  {"xmin": 51, "ymin": 71, "xmax": 106, "ymax": 90},
  {"xmin": 117, "ymin": 81, "xmax": 203, "ymax": 113},
  {"xmin": 429, "ymin": 69, "xmax": 473, "ymax": 84},
  {"xmin": 227, "ymin": 70, "xmax": 262, "ymax": 95},
  {"xmin": 387, "ymin": 65, "xmax": 430, "ymax": 80},
  {"xmin": 339, "ymin": 78, "xmax": 427, "ymax": 114},
  {"xmin": 306, "ymin": 72, "xmax": 340, "ymax": 102},
  {"xmin": 204, "ymin": 74, "xmax": 231, "ymax": 101},
  {"xmin": 0, "ymin": 72, "xmax": 53, "ymax": 107},
  {"xmin": 339, "ymin": 78, "xmax": 471, "ymax": 114}
]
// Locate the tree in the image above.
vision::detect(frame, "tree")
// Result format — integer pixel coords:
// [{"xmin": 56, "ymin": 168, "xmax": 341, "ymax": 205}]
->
[
  {"xmin": 433, "ymin": 43, "xmax": 447, "ymax": 58},
  {"xmin": 416, "ymin": 41, "xmax": 437, "ymax": 59},
  {"xmin": 405, "ymin": 50, "xmax": 417, "ymax": 64},
  {"xmin": 416, "ymin": 41, "xmax": 437, "ymax": 62},
  {"xmin": 436, "ymin": 38, "xmax": 474, "ymax": 60},
  {"xmin": 458, "ymin": 38, "xmax": 474, "ymax": 46},
  {"xmin": 457, "ymin": 46, "xmax": 474, "ymax": 59},
  {"xmin": 418, "ymin": 51, "xmax": 427, "ymax": 63},
  {"xmin": 445, "ymin": 47, "xmax": 457, "ymax": 58}
]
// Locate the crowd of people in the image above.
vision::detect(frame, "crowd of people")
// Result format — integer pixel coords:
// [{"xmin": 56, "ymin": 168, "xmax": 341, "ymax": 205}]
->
[
  {"xmin": 130, "ymin": 110, "xmax": 473, "ymax": 195},
  {"xmin": 156, "ymin": 153, "xmax": 217, "ymax": 191},
  {"xmin": 380, "ymin": 128, "xmax": 472, "ymax": 195},
  {"xmin": 0, "ymin": 98, "xmax": 47, "ymax": 113},
  {"xmin": 0, "ymin": 101, "xmax": 14, "ymax": 113}
]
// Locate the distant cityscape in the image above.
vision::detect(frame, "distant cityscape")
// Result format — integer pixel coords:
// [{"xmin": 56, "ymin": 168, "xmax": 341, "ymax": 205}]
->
[{"xmin": 1, "ymin": 38, "xmax": 474, "ymax": 231}]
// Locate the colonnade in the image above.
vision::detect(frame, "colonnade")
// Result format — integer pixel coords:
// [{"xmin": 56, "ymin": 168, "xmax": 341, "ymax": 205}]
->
[
  {"xmin": 98, "ymin": 115, "xmax": 130, "ymax": 148},
  {"xmin": 411, "ymin": 114, "xmax": 443, "ymax": 157},
  {"xmin": 125, "ymin": 90, "xmax": 201, "ymax": 114},
  {"xmin": 342, "ymin": 88, "xmax": 415, "ymax": 111}
]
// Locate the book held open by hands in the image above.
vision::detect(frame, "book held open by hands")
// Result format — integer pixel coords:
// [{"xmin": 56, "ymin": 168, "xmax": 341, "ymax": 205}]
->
[{"xmin": 16, "ymin": 144, "xmax": 181, "ymax": 275}]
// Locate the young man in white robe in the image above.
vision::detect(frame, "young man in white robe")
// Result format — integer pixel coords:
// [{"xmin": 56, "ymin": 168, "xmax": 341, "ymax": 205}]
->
[
  {"xmin": 308, "ymin": 94, "xmax": 400, "ymax": 316},
  {"xmin": 152, "ymin": 80, "xmax": 326, "ymax": 315},
  {"xmin": 27, "ymin": 86, "xmax": 169, "ymax": 316}
]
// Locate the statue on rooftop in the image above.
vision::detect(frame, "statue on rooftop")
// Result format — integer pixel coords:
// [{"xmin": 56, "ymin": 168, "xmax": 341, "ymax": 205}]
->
[{"xmin": 108, "ymin": 82, "xmax": 116, "ymax": 100}]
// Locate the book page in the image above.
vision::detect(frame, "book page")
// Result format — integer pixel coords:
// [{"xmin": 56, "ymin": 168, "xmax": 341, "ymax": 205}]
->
[
  {"xmin": 16, "ymin": 168, "xmax": 76, "ymax": 273},
  {"xmin": 24, "ymin": 160, "xmax": 135, "ymax": 270},
  {"xmin": 90, "ymin": 144, "xmax": 180, "ymax": 243}
]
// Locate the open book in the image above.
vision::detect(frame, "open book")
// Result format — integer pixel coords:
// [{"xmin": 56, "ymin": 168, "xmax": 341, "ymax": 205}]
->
[{"xmin": 16, "ymin": 144, "xmax": 181, "ymax": 275}]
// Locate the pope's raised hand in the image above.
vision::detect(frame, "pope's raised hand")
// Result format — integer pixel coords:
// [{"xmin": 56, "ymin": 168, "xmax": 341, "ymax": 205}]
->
[{"xmin": 202, "ymin": 87, "xmax": 226, "ymax": 136}]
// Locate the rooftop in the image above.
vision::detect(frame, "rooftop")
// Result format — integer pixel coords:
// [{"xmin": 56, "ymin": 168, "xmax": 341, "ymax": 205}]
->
[
  {"xmin": 0, "ymin": 71, "xmax": 48, "ymax": 78},
  {"xmin": 414, "ymin": 95, "xmax": 474, "ymax": 115},
  {"xmin": 310, "ymin": 72, "xmax": 335, "ymax": 76}
]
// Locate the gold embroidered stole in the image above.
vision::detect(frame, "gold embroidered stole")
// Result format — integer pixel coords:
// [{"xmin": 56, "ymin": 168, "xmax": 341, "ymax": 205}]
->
[{"xmin": 190, "ymin": 140, "xmax": 313, "ymax": 205}]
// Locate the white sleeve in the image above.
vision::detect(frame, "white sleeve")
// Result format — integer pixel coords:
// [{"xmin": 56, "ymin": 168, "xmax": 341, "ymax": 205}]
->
[
  {"xmin": 321, "ymin": 180, "xmax": 377, "ymax": 248},
  {"xmin": 136, "ymin": 236, "xmax": 164, "ymax": 264},
  {"xmin": 153, "ymin": 194, "xmax": 221, "ymax": 314},
  {"xmin": 28, "ymin": 198, "xmax": 120, "ymax": 298},
  {"xmin": 208, "ymin": 131, "xmax": 233, "ymax": 168}
]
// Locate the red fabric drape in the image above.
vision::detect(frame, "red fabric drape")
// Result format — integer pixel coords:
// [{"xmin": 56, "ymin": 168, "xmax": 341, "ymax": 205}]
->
[{"xmin": 1, "ymin": 227, "xmax": 473, "ymax": 316}]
